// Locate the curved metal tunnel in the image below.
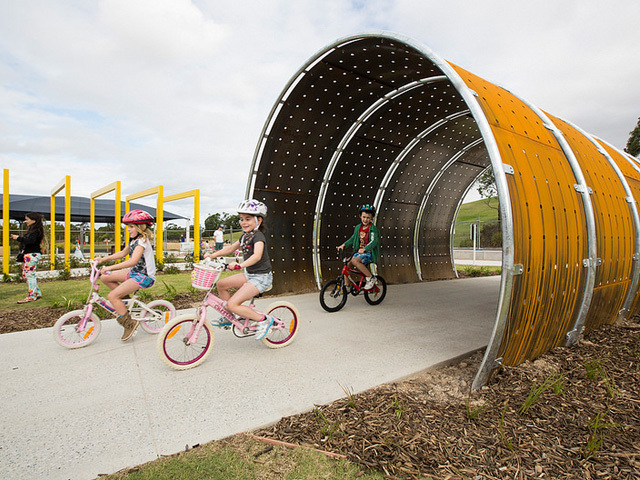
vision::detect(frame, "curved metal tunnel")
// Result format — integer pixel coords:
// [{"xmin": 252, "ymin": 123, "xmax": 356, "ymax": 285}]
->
[{"xmin": 245, "ymin": 32, "xmax": 640, "ymax": 388}]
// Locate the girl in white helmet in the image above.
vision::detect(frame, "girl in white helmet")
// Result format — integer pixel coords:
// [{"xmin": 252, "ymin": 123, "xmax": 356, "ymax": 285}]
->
[{"xmin": 204, "ymin": 199, "xmax": 275, "ymax": 340}]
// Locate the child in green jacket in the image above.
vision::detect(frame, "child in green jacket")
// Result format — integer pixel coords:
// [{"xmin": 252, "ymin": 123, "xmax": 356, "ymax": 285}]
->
[{"xmin": 337, "ymin": 204, "xmax": 380, "ymax": 290}]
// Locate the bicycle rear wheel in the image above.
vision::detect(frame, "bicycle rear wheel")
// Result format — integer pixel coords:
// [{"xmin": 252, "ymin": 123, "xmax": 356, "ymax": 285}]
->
[
  {"xmin": 53, "ymin": 310, "xmax": 102, "ymax": 349},
  {"xmin": 319, "ymin": 279, "xmax": 347, "ymax": 312},
  {"xmin": 139, "ymin": 300, "xmax": 176, "ymax": 333},
  {"xmin": 157, "ymin": 313, "xmax": 214, "ymax": 370},
  {"xmin": 364, "ymin": 275, "xmax": 387, "ymax": 305},
  {"xmin": 261, "ymin": 301, "xmax": 300, "ymax": 349}
]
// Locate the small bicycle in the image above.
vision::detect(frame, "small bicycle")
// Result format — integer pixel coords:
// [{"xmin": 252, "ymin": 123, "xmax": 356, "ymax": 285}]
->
[
  {"xmin": 319, "ymin": 249, "xmax": 387, "ymax": 312},
  {"xmin": 53, "ymin": 260, "xmax": 176, "ymax": 349},
  {"xmin": 157, "ymin": 259, "xmax": 299, "ymax": 370}
]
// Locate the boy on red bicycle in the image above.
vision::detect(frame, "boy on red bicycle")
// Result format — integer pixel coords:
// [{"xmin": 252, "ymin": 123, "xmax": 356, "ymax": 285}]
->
[{"xmin": 337, "ymin": 204, "xmax": 380, "ymax": 290}]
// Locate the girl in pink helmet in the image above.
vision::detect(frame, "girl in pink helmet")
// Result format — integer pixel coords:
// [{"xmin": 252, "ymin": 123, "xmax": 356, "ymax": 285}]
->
[
  {"xmin": 95, "ymin": 209, "xmax": 156, "ymax": 341},
  {"xmin": 204, "ymin": 199, "xmax": 275, "ymax": 341}
]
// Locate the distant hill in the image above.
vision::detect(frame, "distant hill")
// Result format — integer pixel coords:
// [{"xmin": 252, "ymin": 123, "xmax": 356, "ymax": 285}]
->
[{"xmin": 453, "ymin": 197, "xmax": 500, "ymax": 248}]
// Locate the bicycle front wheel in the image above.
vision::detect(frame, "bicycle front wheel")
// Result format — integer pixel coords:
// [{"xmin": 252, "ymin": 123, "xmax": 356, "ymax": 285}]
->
[
  {"xmin": 53, "ymin": 310, "xmax": 102, "ymax": 349},
  {"xmin": 319, "ymin": 279, "xmax": 347, "ymax": 312},
  {"xmin": 364, "ymin": 275, "xmax": 387, "ymax": 305},
  {"xmin": 139, "ymin": 300, "xmax": 176, "ymax": 334},
  {"xmin": 262, "ymin": 301, "xmax": 300, "ymax": 349},
  {"xmin": 157, "ymin": 313, "xmax": 214, "ymax": 370}
]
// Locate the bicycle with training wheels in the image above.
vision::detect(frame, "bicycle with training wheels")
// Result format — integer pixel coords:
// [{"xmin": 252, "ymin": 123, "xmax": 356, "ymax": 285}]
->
[
  {"xmin": 319, "ymin": 249, "xmax": 387, "ymax": 312},
  {"xmin": 53, "ymin": 260, "xmax": 177, "ymax": 349},
  {"xmin": 156, "ymin": 259, "xmax": 300, "ymax": 370}
]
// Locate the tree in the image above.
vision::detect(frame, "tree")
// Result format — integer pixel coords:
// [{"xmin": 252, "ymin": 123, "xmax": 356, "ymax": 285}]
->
[
  {"xmin": 476, "ymin": 167, "xmax": 499, "ymax": 212},
  {"xmin": 625, "ymin": 117, "xmax": 640, "ymax": 157},
  {"xmin": 204, "ymin": 212, "xmax": 240, "ymax": 235}
]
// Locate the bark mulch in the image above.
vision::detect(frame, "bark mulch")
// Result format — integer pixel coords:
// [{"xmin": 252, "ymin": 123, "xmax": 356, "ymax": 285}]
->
[{"xmin": 256, "ymin": 321, "xmax": 640, "ymax": 479}]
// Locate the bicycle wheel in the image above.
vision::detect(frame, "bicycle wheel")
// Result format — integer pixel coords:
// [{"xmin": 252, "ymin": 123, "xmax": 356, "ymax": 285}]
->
[
  {"xmin": 53, "ymin": 310, "xmax": 102, "ymax": 349},
  {"xmin": 319, "ymin": 279, "xmax": 347, "ymax": 312},
  {"xmin": 364, "ymin": 275, "xmax": 387, "ymax": 305},
  {"xmin": 261, "ymin": 301, "xmax": 300, "ymax": 349},
  {"xmin": 157, "ymin": 313, "xmax": 214, "ymax": 370},
  {"xmin": 139, "ymin": 300, "xmax": 176, "ymax": 334}
]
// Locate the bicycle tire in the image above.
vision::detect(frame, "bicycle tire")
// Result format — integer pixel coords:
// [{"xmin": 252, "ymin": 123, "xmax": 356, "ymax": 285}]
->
[
  {"xmin": 53, "ymin": 310, "xmax": 102, "ymax": 349},
  {"xmin": 139, "ymin": 300, "xmax": 176, "ymax": 334},
  {"xmin": 157, "ymin": 313, "xmax": 214, "ymax": 370},
  {"xmin": 261, "ymin": 301, "xmax": 300, "ymax": 349},
  {"xmin": 364, "ymin": 275, "xmax": 387, "ymax": 305},
  {"xmin": 319, "ymin": 279, "xmax": 347, "ymax": 312}
]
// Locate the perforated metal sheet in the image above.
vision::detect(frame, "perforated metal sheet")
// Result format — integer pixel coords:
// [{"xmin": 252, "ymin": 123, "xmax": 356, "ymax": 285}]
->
[{"xmin": 246, "ymin": 33, "xmax": 639, "ymax": 388}]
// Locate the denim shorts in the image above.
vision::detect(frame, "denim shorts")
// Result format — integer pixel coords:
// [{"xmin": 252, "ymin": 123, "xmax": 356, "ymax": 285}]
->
[
  {"xmin": 128, "ymin": 270, "xmax": 155, "ymax": 289},
  {"xmin": 245, "ymin": 271, "xmax": 273, "ymax": 293},
  {"xmin": 353, "ymin": 251, "xmax": 373, "ymax": 265}
]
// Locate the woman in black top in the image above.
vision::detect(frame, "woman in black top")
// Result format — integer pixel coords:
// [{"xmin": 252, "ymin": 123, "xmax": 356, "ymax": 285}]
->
[{"xmin": 10, "ymin": 212, "xmax": 45, "ymax": 303}]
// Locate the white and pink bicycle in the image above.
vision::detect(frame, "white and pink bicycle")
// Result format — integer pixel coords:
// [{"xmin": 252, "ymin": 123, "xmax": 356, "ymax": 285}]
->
[
  {"xmin": 53, "ymin": 260, "xmax": 176, "ymax": 349},
  {"xmin": 156, "ymin": 259, "xmax": 299, "ymax": 370}
]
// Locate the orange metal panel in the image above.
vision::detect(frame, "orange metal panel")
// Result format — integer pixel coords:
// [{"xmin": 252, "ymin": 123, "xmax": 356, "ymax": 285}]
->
[
  {"xmin": 449, "ymin": 63, "xmax": 588, "ymax": 366},
  {"xmin": 549, "ymin": 115, "xmax": 634, "ymax": 331},
  {"xmin": 597, "ymin": 141, "xmax": 640, "ymax": 316}
]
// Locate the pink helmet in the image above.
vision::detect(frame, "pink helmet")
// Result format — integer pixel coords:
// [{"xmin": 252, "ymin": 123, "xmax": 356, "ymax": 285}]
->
[{"xmin": 123, "ymin": 209, "xmax": 154, "ymax": 225}]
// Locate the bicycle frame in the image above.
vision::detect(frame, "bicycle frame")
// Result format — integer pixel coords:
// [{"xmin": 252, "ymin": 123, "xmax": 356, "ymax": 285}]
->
[
  {"xmin": 182, "ymin": 260, "xmax": 286, "ymax": 346},
  {"xmin": 77, "ymin": 262, "xmax": 165, "ymax": 331}
]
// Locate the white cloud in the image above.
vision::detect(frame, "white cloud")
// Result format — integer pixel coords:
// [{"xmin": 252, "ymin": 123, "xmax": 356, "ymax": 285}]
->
[{"xmin": 1, "ymin": 0, "xmax": 639, "ymax": 220}]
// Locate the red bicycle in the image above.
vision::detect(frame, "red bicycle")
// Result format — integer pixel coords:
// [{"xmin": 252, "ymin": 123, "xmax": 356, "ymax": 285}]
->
[{"xmin": 319, "ymin": 250, "xmax": 387, "ymax": 312}]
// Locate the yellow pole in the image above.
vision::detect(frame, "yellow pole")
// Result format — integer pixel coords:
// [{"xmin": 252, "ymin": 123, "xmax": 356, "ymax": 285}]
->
[
  {"xmin": 64, "ymin": 176, "xmax": 71, "ymax": 271},
  {"xmin": 2, "ymin": 169, "xmax": 9, "ymax": 275},
  {"xmin": 90, "ymin": 181, "xmax": 122, "ymax": 259},
  {"xmin": 90, "ymin": 197, "xmax": 95, "ymax": 260},
  {"xmin": 50, "ymin": 190, "xmax": 56, "ymax": 270},
  {"xmin": 194, "ymin": 190, "xmax": 200, "ymax": 261},
  {"xmin": 115, "ymin": 182, "xmax": 121, "ymax": 254},
  {"xmin": 156, "ymin": 186, "xmax": 163, "ymax": 265},
  {"xmin": 163, "ymin": 189, "xmax": 200, "ymax": 261}
]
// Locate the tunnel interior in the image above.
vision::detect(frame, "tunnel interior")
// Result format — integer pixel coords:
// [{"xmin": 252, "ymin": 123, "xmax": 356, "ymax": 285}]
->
[{"xmin": 246, "ymin": 33, "xmax": 640, "ymax": 388}]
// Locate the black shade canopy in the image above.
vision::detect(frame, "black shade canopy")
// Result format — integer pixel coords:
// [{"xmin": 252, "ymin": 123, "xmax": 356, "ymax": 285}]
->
[{"xmin": 1, "ymin": 194, "xmax": 186, "ymax": 223}]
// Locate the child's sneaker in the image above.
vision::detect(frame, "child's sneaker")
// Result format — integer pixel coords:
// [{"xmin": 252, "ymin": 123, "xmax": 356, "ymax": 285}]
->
[
  {"xmin": 364, "ymin": 276, "xmax": 376, "ymax": 290},
  {"xmin": 254, "ymin": 315, "xmax": 275, "ymax": 341},
  {"xmin": 210, "ymin": 317, "xmax": 232, "ymax": 327}
]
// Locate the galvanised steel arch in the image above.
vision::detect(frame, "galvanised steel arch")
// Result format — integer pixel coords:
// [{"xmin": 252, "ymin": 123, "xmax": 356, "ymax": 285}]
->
[{"xmin": 245, "ymin": 32, "xmax": 640, "ymax": 388}]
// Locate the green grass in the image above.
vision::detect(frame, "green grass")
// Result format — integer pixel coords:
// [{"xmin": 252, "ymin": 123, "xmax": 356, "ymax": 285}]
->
[
  {"xmin": 453, "ymin": 197, "xmax": 500, "ymax": 248},
  {"xmin": 97, "ymin": 434, "xmax": 385, "ymax": 480},
  {"xmin": 0, "ymin": 271, "xmax": 199, "ymax": 312}
]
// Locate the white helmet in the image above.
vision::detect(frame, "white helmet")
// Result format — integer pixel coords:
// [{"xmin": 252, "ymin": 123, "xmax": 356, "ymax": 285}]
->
[{"xmin": 237, "ymin": 199, "xmax": 267, "ymax": 218}]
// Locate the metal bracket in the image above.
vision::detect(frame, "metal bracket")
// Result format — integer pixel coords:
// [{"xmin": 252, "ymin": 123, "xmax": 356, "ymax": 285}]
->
[
  {"xmin": 574, "ymin": 184, "xmax": 593, "ymax": 194},
  {"xmin": 633, "ymin": 253, "xmax": 640, "ymax": 261},
  {"xmin": 493, "ymin": 357, "xmax": 503, "ymax": 367},
  {"xmin": 503, "ymin": 164, "xmax": 514, "ymax": 175},
  {"xmin": 582, "ymin": 258, "xmax": 602, "ymax": 268},
  {"xmin": 513, "ymin": 264, "xmax": 523, "ymax": 275},
  {"xmin": 626, "ymin": 196, "xmax": 636, "ymax": 204}
]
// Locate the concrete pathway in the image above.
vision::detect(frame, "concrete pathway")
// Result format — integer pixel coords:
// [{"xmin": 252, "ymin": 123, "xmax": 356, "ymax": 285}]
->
[{"xmin": 0, "ymin": 276, "xmax": 500, "ymax": 480}]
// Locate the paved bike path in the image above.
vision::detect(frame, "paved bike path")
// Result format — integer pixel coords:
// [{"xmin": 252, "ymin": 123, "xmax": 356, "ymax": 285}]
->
[{"xmin": 0, "ymin": 276, "xmax": 500, "ymax": 480}]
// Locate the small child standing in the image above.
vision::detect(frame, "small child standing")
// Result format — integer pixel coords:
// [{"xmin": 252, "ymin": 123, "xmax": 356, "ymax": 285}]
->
[
  {"xmin": 96, "ymin": 210, "xmax": 156, "ymax": 341},
  {"xmin": 204, "ymin": 199, "xmax": 275, "ymax": 340},
  {"xmin": 337, "ymin": 204, "xmax": 380, "ymax": 290}
]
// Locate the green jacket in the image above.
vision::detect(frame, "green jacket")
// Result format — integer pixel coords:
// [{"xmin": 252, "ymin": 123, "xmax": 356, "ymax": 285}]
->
[{"xmin": 343, "ymin": 223, "xmax": 380, "ymax": 263}]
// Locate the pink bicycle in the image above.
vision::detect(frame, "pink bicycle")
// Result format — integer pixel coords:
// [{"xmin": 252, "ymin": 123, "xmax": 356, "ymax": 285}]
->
[
  {"xmin": 53, "ymin": 260, "xmax": 176, "ymax": 349},
  {"xmin": 157, "ymin": 259, "xmax": 299, "ymax": 370}
]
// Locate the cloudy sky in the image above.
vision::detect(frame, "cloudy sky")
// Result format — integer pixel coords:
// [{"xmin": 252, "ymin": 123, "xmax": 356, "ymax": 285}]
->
[{"xmin": 1, "ymin": 0, "xmax": 639, "ymax": 223}]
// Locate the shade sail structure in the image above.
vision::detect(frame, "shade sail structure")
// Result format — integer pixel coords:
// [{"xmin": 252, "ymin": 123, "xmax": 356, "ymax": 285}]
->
[
  {"xmin": 246, "ymin": 32, "xmax": 640, "ymax": 388},
  {"xmin": 2, "ymin": 194, "xmax": 186, "ymax": 223}
]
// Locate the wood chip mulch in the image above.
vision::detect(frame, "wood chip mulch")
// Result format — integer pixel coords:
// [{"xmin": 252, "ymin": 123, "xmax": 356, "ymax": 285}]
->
[{"xmin": 256, "ymin": 321, "xmax": 640, "ymax": 479}]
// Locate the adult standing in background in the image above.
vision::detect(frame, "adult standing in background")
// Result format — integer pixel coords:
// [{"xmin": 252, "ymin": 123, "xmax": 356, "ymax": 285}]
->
[
  {"xmin": 214, "ymin": 225, "xmax": 224, "ymax": 251},
  {"xmin": 10, "ymin": 212, "xmax": 45, "ymax": 303}
]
